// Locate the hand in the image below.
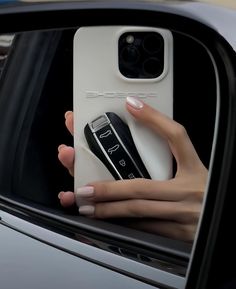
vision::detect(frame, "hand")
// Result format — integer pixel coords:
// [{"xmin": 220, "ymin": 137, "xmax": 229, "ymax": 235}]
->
[{"xmin": 58, "ymin": 97, "xmax": 208, "ymax": 242}]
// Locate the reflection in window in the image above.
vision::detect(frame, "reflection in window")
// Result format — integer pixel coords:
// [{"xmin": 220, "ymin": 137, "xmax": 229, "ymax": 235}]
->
[{"xmin": 0, "ymin": 34, "xmax": 14, "ymax": 78}]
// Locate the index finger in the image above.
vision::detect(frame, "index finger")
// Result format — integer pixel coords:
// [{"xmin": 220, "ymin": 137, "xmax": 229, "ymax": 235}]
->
[{"xmin": 126, "ymin": 97, "xmax": 203, "ymax": 170}]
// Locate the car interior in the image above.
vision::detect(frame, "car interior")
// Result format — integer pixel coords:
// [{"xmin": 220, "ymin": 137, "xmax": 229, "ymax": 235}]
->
[
  {"xmin": 0, "ymin": 24, "xmax": 218, "ymax": 278},
  {"xmin": 0, "ymin": 25, "xmax": 218, "ymax": 275}
]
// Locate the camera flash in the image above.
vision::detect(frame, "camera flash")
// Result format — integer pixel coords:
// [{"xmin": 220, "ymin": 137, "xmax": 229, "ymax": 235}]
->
[{"xmin": 126, "ymin": 35, "xmax": 134, "ymax": 44}]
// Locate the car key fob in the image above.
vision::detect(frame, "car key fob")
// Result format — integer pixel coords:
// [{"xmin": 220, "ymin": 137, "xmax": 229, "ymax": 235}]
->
[{"xmin": 84, "ymin": 112, "xmax": 151, "ymax": 180}]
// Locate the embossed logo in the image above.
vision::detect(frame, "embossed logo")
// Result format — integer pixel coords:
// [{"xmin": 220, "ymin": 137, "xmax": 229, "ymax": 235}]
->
[{"xmin": 86, "ymin": 91, "xmax": 158, "ymax": 98}]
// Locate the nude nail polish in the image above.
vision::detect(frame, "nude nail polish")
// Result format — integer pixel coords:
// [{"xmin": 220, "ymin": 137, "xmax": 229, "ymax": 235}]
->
[
  {"xmin": 79, "ymin": 205, "xmax": 95, "ymax": 215},
  {"xmin": 126, "ymin": 96, "xmax": 144, "ymax": 110},
  {"xmin": 76, "ymin": 186, "xmax": 94, "ymax": 197}
]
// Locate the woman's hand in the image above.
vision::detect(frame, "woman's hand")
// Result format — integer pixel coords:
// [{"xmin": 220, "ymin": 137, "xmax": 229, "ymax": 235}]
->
[{"xmin": 58, "ymin": 96, "xmax": 208, "ymax": 242}]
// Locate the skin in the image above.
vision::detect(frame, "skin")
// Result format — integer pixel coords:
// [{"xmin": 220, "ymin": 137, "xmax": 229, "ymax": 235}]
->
[{"xmin": 58, "ymin": 99, "xmax": 208, "ymax": 242}]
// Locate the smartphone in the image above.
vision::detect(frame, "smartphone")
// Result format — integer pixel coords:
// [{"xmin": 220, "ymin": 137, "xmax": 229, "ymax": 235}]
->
[{"xmin": 73, "ymin": 26, "xmax": 173, "ymax": 203}]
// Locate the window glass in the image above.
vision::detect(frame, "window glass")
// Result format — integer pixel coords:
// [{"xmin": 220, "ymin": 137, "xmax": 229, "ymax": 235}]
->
[
  {"xmin": 0, "ymin": 24, "xmax": 217, "ymax": 281},
  {"xmin": 0, "ymin": 34, "xmax": 14, "ymax": 79}
]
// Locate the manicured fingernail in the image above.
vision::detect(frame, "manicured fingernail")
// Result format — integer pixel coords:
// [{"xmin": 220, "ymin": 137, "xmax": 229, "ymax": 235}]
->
[
  {"xmin": 58, "ymin": 191, "xmax": 65, "ymax": 199},
  {"xmin": 126, "ymin": 96, "xmax": 144, "ymax": 110},
  {"xmin": 58, "ymin": 144, "xmax": 66, "ymax": 152},
  {"xmin": 65, "ymin": 111, "xmax": 72, "ymax": 119},
  {"xmin": 79, "ymin": 205, "xmax": 95, "ymax": 215},
  {"xmin": 76, "ymin": 186, "xmax": 94, "ymax": 197}
]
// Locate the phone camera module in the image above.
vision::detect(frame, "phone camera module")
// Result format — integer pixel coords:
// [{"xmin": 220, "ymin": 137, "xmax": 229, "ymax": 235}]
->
[
  {"xmin": 143, "ymin": 33, "xmax": 163, "ymax": 54},
  {"xmin": 119, "ymin": 31, "xmax": 164, "ymax": 79},
  {"xmin": 126, "ymin": 35, "xmax": 135, "ymax": 44},
  {"xmin": 121, "ymin": 45, "xmax": 140, "ymax": 64},
  {"xmin": 143, "ymin": 57, "xmax": 162, "ymax": 77}
]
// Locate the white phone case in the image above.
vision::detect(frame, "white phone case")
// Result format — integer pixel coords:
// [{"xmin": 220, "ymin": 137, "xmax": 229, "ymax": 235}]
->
[{"xmin": 73, "ymin": 26, "xmax": 173, "ymax": 206}]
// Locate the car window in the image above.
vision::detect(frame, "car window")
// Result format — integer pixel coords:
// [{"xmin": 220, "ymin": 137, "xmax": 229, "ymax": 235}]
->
[
  {"xmin": 0, "ymin": 34, "xmax": 14, "ymax": 79},
  {"xmin": 0, "ymin": 3, "xmax": 235, "ymax": 288},
  {"xmin": 0, "ymin": 26, "xmax": 216, "ymax": 271}
]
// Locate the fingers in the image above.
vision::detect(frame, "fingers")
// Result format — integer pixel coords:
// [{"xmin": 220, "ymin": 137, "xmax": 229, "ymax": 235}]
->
[
  {"xmin": 58, "ymin": 144, "xmax": 74, "ymax": 176},
  {"xmin": 58, "ymin": 189, "xmax": 197, "ymax": 241},
  {"xmin": 91, "ymin": 199, "xmax": 199, "ymax": 223},
  {"xmin": 58, "ymin": 111, "xmax": 74, "ymax": 176},
  {"xmin": 58, "ymin": 99, "xmax": 205, "ymax": 244},
  {"xmin": 58, "ymin": 191, "xmax": 75, "ymax": 207},
  {"xmin": 65, "ymin": 111, "xmax": 74, "ymax": 136},
  {"xmin": 90, "ymin": 200, "xmax": 179, "ymax": 219},
  {"xmin": 75, "ymin": 178, "xmax": 203, "ymax": 203},
  {"xmin": 126, "ymin": 97, "xmax": 204, "ymax": 172},
  {"xmin": 77, "ymin": 197, "xmax": 200, "ymax": 227},
  {"xmin": 62, "ymin": 174, "xmax": 203, "ymax": 221},
  {"xmin": 75, "ymin": 178, "xmax": 202, "ymax": 223}
]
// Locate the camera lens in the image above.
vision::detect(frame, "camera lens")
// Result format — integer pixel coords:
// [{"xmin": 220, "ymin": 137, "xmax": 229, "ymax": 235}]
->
[
  {"xmin": 143, "ymin": 33, "xmax": 163, "ymax": 54},
  {"xmin": 120, "ymin": 45, "xmax": 140, "ymax": 65},
  {"xmin": 143, "ymin": 57, "xmax": 162, "ymax": 78}
]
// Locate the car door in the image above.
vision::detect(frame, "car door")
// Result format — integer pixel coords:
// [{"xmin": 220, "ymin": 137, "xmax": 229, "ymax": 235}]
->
[{"xmin": 0, "ymin": 1, "xmax": 236, "ymax": 289}]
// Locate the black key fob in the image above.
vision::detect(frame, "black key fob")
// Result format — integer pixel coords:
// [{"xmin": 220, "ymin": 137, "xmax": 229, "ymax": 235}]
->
[{"xmin": 84, "ymin": 112, "xmax": 151, "ymax": 180}]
